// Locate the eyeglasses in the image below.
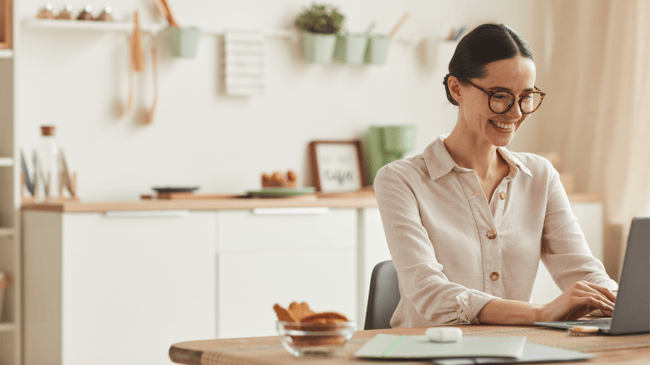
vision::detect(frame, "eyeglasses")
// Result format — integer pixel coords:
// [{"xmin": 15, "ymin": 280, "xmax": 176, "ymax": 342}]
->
[{"xmin": 464, "ymin": 80, "xmax": 546, "ymax": 114}]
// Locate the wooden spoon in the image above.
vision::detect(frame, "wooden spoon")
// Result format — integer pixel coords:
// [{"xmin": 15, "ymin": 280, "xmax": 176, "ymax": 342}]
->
[
  {"xmin": 133, "ymin": 11, "xmax": 145, "ymax": 72},
  {"xmin": 388, "ymin": 13, "xmax": 410, "ymax": 38},
  {"xmin": 126, "ymin": 36, "xmax": 134, "ymax": 116},
  {"xmin": 148, "ymin": 37, "xmax": 158, "ymax": 125},
  {"xmin": 159, "ymin": 0, "xmax": 180, "ymax": 28}
]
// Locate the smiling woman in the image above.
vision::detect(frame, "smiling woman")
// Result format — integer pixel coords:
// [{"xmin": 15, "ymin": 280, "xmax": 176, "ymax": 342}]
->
[{"xmin": 373, "ymin": 23, "xmax": 618, "ymax": 328}]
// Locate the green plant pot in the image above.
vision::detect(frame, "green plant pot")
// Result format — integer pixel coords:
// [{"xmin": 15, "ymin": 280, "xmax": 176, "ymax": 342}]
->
[
  {"xmin": 166, "ymin": 26, "xmax": 201, "ymax": 58},
  {"xmin": 364, "ymin": 35, "xmax": 390, "ymax": 65},
  {"xmin": 334, "ymin": 34, "xmax": 368, "ymax": 65},
  {"xmin": 301, "ymin": 31, "xmax": 337, "ymax": 64}
]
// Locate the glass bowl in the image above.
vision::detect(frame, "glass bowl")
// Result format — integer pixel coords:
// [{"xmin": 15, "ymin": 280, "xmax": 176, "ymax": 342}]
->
[{"xmin": 277, "ymin": 320, "xmax": 355, "ymax": 357}]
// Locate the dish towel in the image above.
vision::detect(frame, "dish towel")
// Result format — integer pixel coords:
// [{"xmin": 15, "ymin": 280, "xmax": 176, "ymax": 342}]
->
[{"xmin": 224, "ymin": 30, "xmax": 265, "ymax": 96}]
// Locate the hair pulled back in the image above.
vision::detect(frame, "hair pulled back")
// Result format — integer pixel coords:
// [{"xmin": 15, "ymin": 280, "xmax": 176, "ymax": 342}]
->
[{"xmin": 443, "ymin": 23, "xmax": 533, "ymax": 106}]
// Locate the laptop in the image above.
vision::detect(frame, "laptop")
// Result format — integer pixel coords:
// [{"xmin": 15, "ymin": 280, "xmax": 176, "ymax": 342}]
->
[{"xmin": 535, "ymin": 217, "xmax": 649, "ymax": 335}]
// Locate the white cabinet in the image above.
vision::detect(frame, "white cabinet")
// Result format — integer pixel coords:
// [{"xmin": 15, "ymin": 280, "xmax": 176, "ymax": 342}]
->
[
  {"xmin": 23, "ymin": 211, "xmax": 217, "ymax": 365},
  {"xmin": 215, "ymin": 208, "xmax": 357, "ymax": 338}
]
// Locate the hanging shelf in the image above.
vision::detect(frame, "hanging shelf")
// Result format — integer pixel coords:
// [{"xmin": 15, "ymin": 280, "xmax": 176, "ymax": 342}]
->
[{"xmin": 22, "ymin": 18, "xmax": 417, "ymax": 44}]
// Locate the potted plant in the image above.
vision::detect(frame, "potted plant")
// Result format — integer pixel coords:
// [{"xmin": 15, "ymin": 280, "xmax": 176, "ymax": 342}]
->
[{"xmin": 295, "ymin": 4, "xmax": 345, "ymax": 64}]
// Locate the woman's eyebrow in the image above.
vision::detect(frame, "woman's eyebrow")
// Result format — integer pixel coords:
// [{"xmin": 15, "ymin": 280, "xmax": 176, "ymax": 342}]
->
[{"xmin": 489, "ymin": 86, "xmax": 536, "ymax": 93}]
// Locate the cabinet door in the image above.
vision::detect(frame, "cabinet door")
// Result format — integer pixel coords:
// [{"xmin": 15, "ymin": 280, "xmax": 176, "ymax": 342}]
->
[
  {"xmin": 217, "ymin": 250, "xmax": 356, "ymax": 338},
  {"xmin": 216, "ymin": 208, "xmax": 357, "ymax": 338},
  {"xmin": 531, "ymin": 201, "xmax": 604, "ymax": 304},
  {"xmin": 61, "ymin": 211, "xmax": 217, "ymax": 365}
]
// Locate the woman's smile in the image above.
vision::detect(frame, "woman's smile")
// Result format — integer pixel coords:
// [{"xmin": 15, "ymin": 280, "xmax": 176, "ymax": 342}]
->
[{"xmin": 489, "ymin": 119, "xmax": 517, "ymax": 131}]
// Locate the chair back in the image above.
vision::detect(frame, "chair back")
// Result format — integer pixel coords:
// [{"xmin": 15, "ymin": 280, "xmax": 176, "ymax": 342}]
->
[{"xmin": 364, "ymin": 260, "xmax": 400, "ymax": 330}]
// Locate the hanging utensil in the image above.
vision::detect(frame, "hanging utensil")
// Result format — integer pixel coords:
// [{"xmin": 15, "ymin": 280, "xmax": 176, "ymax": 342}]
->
[
  {"xmin": 148, "ymin": 36, "xmax": 158, "ymax": 124},
  {"xmin": 126, "ymin": 36, "xmax": 134, "ymax": 116},
  {"xmin": 388, "ymin": 13, "xmax": 410, "ymax": 38},
  {"xmin": 133, "ymin": 11, "xmax": 145, "ymax": 72},
  {"xmin": 158, "ymin": 0, "xmax": 180, "ymax": 28}
]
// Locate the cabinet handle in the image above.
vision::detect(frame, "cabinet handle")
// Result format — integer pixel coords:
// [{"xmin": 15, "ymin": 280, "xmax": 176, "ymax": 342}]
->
[
  {"xmin": 252, "ymin": 207, "xmax": 330, "ymax": 215},
  {"xmin": 104, "ymin": 210, "xmax": 190, "ymax": 218}
]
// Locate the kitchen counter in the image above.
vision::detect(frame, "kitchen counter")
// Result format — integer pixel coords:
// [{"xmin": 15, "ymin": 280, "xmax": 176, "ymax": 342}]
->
[{"xmin": 20, "ymin": 192, "xmax": 602, "ymax": 212}]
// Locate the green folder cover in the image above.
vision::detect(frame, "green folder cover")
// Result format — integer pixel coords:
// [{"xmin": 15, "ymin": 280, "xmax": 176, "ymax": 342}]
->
[
  {"xmin": 354, "ymin": 334, "xmax": 526, "ymax": 359},
  {"xmin": 433, "ymin": 342, "xmax": 595, "ymax": 364}
]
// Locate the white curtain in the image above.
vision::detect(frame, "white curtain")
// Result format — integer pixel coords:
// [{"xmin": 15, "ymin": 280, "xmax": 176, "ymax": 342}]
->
[{"xmin": 529, "ymin": 0, "xmax": 650, "ymax": 278}]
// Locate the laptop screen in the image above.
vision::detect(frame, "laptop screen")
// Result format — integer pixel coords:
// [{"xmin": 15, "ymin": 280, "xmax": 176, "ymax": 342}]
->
[{"xmin": 609, "ymin": 217, "xmax": 650, "ymax": 335}]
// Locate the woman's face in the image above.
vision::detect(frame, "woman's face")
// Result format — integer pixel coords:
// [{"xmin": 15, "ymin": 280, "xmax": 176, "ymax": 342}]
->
[{"xmin": 455, "ymin": 56, "xmax": 537, "ymax": 147}]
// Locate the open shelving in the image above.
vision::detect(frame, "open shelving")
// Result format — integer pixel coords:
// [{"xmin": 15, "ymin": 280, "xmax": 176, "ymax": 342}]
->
[{"xmin": 23, "ymin": 18, "xmax": 417, "ymax": 43}]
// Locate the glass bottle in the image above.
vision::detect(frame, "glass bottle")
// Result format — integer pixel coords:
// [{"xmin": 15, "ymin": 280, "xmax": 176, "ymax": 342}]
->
[{"xmin": 37, "ymin": 125, "xmax": 60, "ymax": 200}]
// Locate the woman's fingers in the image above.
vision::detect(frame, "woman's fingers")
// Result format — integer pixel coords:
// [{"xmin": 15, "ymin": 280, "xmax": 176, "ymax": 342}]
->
[
  {"xmin": 542, "ymin": 282, "xmax": 618, "ymax": 322},
  {"xmin": 574, "ymin": 287, "xmax": 616, "ymax": 308},
  {"xmin": 581, "ymin": 281, "xmax": 617, "ymax": 303},
  {"xmin": 574, "ymin": 296, "xmax": 614, "ymax": 312}
]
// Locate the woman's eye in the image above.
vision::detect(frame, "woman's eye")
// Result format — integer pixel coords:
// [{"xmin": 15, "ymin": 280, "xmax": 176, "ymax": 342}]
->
[
  {"xmin": 522, "ymin": 94, "xmax": 533, "ymax": 101},
  {"xmin": 493, "ymin": 94, "xmax": 509, "ymax": 100}
]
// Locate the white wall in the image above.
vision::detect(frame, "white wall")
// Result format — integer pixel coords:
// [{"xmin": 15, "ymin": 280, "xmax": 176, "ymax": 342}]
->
[{"xmin": 15, "ymin": 0, "xmax": 535, "ymax": 200}]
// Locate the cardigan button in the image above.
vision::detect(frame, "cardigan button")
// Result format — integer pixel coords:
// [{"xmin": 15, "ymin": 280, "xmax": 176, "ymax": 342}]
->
[
  {"xmin": 499, "ymin": 191, "xmax": 506, "ymax": 200},
  {"xmin": 486, "ymin": 230, "xmax": 497, "ymax": 239},
  {"xmin": 490, "ymin": 272, "xmax": 500, "ymax": 281}
]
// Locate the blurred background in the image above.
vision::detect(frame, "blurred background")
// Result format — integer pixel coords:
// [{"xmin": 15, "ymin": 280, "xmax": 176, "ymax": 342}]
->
[
  {"xmin": 2, "ymin": 0, "xmax": 648, "ymax": 281},
  {"xmin": 0, "ymin": 0, "xmax": 647, "ymax": 292}
]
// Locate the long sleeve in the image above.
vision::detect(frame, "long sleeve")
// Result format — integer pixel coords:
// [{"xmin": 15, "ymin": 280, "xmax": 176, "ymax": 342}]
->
[
  {"xmin": 374, "ymin": 164, "xmax": 498, "ymax": 325},
  {"xmin": 541, "ymin": 169, "xmax": 618, "ymax": 291}
]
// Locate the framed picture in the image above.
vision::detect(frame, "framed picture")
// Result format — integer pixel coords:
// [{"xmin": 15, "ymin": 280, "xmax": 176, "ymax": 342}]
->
[
  {"xmin": 0, "ymin": 0, "xmax": 11, "ymax": 49},
  {"xmin": 310, "ymin": 140, "xmax": 367, "ymax": 192}
]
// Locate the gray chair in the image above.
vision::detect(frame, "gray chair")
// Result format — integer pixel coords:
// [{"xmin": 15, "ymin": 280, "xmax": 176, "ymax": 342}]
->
[{"xmin": 364, "ymin": 260, "xmax": 401, "ymax": 330}]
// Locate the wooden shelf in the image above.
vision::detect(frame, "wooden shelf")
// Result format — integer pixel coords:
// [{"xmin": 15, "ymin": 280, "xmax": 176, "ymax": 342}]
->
[
  {"xmin": 22, "ymin": 18, "xmax": 417, "ymax": 43},
  {"xmin": 0, "ymin": 157, "xmax": 13, "ymax": 166},
  {"xmin": 0, "ymin": 49, "xmax": 12, "ymax": 58},
  {"xmin": 0, "ymin": 323, "xmax": 15, "ymax": 332},
  {"xmin": 23, "ymin": 18, "xmax": 163, "ymax": 34},
  {"xmin": 0, "ymin": 228, "xmax": 14, "ymax": 237}
]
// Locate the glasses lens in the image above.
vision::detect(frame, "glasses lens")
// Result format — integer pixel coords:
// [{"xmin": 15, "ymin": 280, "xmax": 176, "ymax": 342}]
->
[
  {"xmin": 489, "ymin": 92, "xmax": 515, "ymax": 113},
  {"xmin": 521, "ymin": 92, "xmax": 542, "ymax": 113}
]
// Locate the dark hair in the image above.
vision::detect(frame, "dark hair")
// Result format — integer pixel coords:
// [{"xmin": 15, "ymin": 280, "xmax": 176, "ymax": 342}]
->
[{"xmin": 443, "ymin": 23, "xmax": 533, "ymax": 105}]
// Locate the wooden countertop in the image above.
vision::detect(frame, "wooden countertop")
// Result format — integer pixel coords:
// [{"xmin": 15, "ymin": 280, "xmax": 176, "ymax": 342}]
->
[
  {"xmin": 169, "ymin": 325, "xmax": 649, "ymax": 365},
  {"xmin": 21, "ymin": 193, "xmax": 379, "ymax": 213},
  {"xmin": 21, "ymin": 192, "xmax": 603, "ymax": 213}
]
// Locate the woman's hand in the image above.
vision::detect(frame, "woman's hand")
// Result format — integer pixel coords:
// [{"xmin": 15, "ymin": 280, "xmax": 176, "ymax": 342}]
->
[{"xmin": 539, "ymin": 281, "xmax": 617, "ymax": 322}]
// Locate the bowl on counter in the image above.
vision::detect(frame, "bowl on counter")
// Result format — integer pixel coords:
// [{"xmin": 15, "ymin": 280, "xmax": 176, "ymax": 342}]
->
[
  {"xmin": 152, "ymin": 186, "xmax": 200, "ymax": 194},
  {"xmin": 276, "ymin": 320, "xmax": 355, "ymax": 357}
]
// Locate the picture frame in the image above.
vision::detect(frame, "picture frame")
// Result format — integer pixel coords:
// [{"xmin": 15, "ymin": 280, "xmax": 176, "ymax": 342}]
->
[
  {"xmin": 0, "ymin": 0, "xmax": 11, "ymax": 49},
  {"xmin": 309, "ymin": 140, "xmax": 368, "ymax": 192}
]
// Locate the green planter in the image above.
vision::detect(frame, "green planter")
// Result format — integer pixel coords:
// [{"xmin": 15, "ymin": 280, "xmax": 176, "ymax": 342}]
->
[
  {"xmin": 334, "ymin": 34, "xmax": 368, "ymax": 65},
  {"xmin": 365, "ymin": 35, "xmax": 390, "ymax": 65},
  {"xmin": 166, "ymin": 26, "xmax": 201, "ymax": 58},
  {"xmin": 301, "ymin": 31, "xmax": 337, "ymax": 64}
]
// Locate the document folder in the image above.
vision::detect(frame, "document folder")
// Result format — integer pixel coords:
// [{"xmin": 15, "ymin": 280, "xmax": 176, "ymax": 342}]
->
[{"xmin": 354, "ymin": 334, "xmax": 526, "ymax": 359}]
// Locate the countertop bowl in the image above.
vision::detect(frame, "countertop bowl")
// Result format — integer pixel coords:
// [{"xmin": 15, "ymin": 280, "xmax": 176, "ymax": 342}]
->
[{"xmin": 276, "ymin": 320, "xmax": 355, "ymax": 357}]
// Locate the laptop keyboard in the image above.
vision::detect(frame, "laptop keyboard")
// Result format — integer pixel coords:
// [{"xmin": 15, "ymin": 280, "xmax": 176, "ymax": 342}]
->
[{"xmin": 561, "ymin": 318, "xmax": 612, "ymax": 328}]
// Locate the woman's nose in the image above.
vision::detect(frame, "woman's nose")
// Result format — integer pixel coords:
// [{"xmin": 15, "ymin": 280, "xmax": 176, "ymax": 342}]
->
[{"xmin": 506, "ymin": 101, "xmax": 523, "ymax": 119}]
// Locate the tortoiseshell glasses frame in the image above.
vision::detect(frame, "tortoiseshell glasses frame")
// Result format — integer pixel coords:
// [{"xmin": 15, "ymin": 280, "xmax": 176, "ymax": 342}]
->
[{"xmin": 464, "ymin": 80, "xmax": 546, "ymax": 114}]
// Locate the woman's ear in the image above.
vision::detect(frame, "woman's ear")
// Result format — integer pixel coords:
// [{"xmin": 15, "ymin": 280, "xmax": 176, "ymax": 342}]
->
[{"xmin": 448, "ymin": 76, "xmax": 462, "ymax": 104}]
